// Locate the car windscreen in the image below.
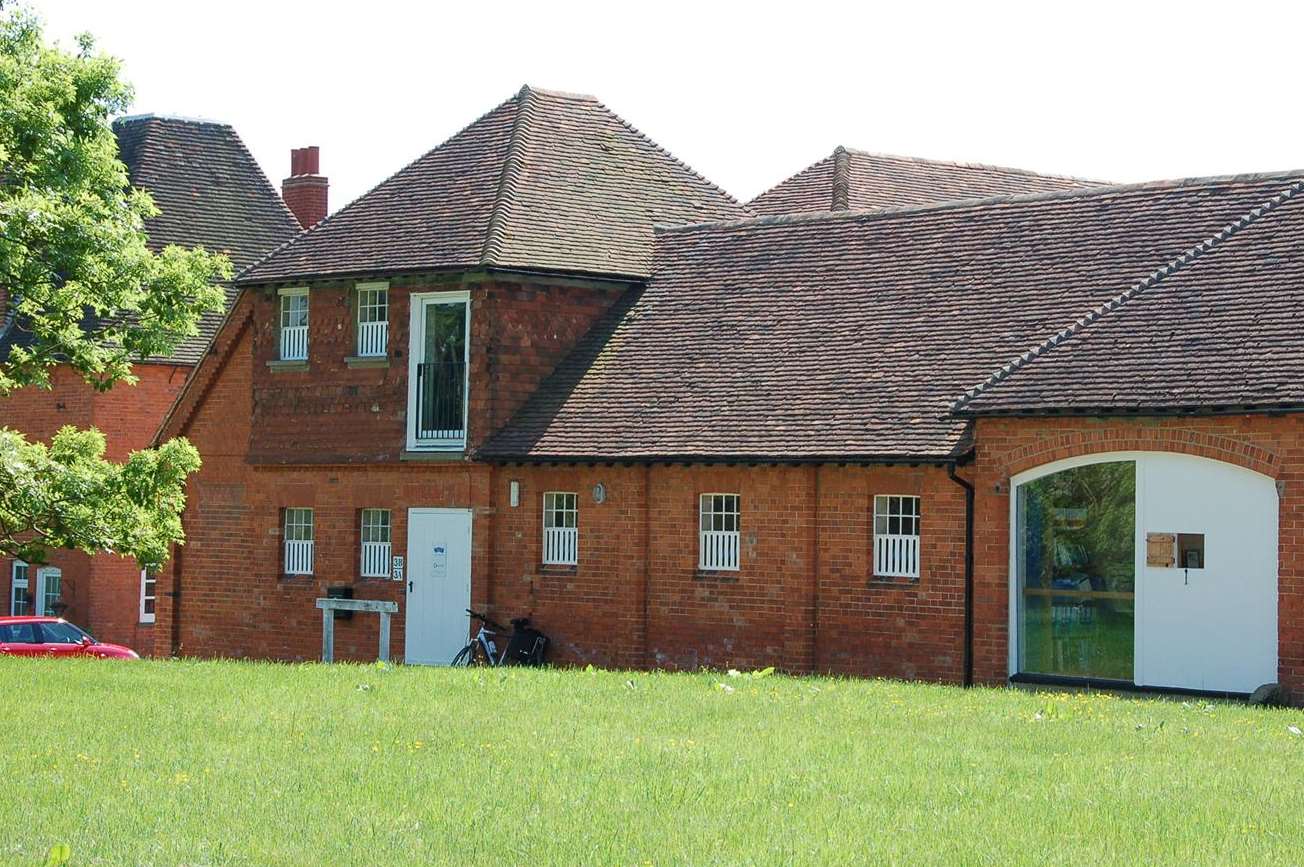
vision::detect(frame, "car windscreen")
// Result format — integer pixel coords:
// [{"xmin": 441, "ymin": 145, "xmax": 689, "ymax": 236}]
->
[
  {"xmin": 36, "ymin": 621, "xmax": 90, "ymax": 644},
  {"xmin": 0, "ymin": 623, "xmax": 38, "ymax": 643}
]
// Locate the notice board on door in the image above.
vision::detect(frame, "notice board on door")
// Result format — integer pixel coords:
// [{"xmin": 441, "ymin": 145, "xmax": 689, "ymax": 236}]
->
[{"xmin": 1146, "ymin": 532, "xmax": 1176, "ymax": 567}]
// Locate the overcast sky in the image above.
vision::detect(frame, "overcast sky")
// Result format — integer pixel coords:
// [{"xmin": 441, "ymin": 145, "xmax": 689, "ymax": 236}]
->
[{"xmin": 36, "ymin": 1, "xmax": 1304, "ymax": 213}]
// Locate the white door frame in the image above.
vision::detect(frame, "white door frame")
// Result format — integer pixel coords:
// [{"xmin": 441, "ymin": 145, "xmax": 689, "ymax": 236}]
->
[
  {"xmin": 404, "ymin": 507, "xmax": 473, "ymax": 665},
  {"xmin": 34, "ymin": 566, "xmax": 62, "ymax": 616},
  {"xmin": 1008, "ymin": 450, "xmax": 1279, "ymax": 688}
]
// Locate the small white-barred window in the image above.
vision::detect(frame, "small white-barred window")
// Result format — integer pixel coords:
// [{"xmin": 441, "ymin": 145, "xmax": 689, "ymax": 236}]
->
[
  {"xmin": 356, "ymin": 283, "xmax": 388, "ymax": 357},
  {"xmin": 279, "ymin": 288, "xmax": 309, "ymax": 361},
  {"xmin": 542, "ymin": 492, "xmax": 578, "ymax": 566},
  {"xmin": 699, "ymin": 493, "xmax": 741, "ymax": 571},
  {"xmin": 873, "ymin": 495, "xmax": 921, "ymax": 579},
  {"xmin": 360, "ymin": 508, "xmax": 392, "ymax": 578},
  {"xmin": 139, "ymin": 570, "xmax": 157, "ymax": 624},
  {"xmin": 283, "ymin": 508, "xmax": 315, "ymax": 575}
]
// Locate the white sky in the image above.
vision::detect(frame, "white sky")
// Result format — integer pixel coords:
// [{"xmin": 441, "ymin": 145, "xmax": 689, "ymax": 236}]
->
[{"xmin": 35, "ymin": 0, "xmax": 1304, "ymax": 213}]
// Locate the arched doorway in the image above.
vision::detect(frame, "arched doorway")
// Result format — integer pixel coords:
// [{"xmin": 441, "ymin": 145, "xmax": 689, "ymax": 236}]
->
[{"xmin": 1010, "ymin": 452, "xmax": 1277, "ymax": 693}]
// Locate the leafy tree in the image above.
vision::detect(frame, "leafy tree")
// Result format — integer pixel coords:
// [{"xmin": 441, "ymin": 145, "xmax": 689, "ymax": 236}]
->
[{"xmin": 0, "ymin": 5, "xmax": 229, "ymax": 568}]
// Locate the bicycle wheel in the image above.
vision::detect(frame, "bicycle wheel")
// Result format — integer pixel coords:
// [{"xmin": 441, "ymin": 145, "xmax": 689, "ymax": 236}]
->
[
  {"xmin": 450, "ymin": 644, "xmax": 473, "ymax": 666},
  {"xmin": 469, "ymin": 641, "xmax": 493, "ymax": 667}
]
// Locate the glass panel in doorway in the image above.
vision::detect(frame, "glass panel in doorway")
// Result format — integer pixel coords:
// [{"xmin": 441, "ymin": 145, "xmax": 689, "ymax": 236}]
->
[{"xmin": 1017, "ymin": 460, "xmax": 1135, "ymax": 681}]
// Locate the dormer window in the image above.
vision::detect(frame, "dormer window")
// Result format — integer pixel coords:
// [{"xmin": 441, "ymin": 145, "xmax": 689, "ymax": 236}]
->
[
  {"xmin": 278, "ymin": 287, "xmax": 309, "ymax": 361},
  {"xmin": 407, "ymin": 290, "xmax": 469, "ymax": 450},
  {"xmin": 355, "ymin": 282, "xmax": 388, "ymax": 357}
]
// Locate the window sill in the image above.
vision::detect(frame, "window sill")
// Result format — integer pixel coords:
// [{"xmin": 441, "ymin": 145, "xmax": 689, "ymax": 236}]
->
[
  {"xmin": 279, "ymin": 573, "xmax": 315, "ymax": 582},
  {"xmin": 868, "ymin": 575, "xmax": 920, "ymax": 588},
  {"xmin": 694, "ymin": 569, "xmax": 739, "ymax": 583},
  {"xmin": 539, "ymin": 563, "xmax": 577, "ymax": 576},
  {"xmin": 345, "ymin": 355, "xmax": 390, "ymax": 369},
  {"xmin": 400, "ymin": 449, "xmax": 467, "ymax": 462},
  {"xmin": 266, "ymin": 359, "xmax": 308, "ymax": 372}
]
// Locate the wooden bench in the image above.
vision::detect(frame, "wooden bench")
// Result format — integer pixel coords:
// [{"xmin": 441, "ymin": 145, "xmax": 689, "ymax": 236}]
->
[{"xmin": 314, "ymin": 597, "xmax": 399, "ymax": 663}]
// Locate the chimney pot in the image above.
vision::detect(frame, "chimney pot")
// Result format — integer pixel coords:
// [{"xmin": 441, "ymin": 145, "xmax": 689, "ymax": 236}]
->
[{"xmin": 283, "ymin": 146, "xmax": 328, "ymax": 229}]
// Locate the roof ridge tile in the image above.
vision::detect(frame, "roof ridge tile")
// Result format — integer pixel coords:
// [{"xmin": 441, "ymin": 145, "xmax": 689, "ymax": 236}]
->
[
  {"xmin": 950, "ymin": 179, "xmax": 1304, "ymax": 413},
  {"xmin": 831, "ymin": 146, "xmax": 851, "ymax": 211},
  {"xmin": 841, "ymin": 147, "xmax": 1105, "ymax": 186},
  {"xmin": 480, "ymin": 87, "xmax": 535, "ymax": 265},
  {"xmin": 667, "ymin": 169, "xmax": 1304, "ymax": 236}
]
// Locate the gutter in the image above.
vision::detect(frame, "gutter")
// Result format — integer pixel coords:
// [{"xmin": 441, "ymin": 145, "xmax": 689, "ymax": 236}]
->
[{"xmin": 946, "ymin": 461, "xmax": 975, "ymax": 688}]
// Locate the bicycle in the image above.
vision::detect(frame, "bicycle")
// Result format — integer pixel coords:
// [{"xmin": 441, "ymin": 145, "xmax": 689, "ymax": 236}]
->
[
  {"xmin": 451, "ymin": 609, "xmax": 548, "ymax": 666},
  {"xmin": 451, "ymin": 609, "xmax": 507, "ymax": 666}
]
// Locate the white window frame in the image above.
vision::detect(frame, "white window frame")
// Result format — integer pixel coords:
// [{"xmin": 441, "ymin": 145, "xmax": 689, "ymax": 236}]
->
[
  {"xmin": 34, "ymin": 566, "xmax": 61, "ymax": 616},
  {"xmin": 542, "ymin": 492, "xmax": 579, "ymax": 566},
  {"xmin": 139, "ymin": 569, "xmax": 157, "ymax": 624},
  {"xmin": 9, "ymin": 560, "xmax": 30, "ymax": 616},
  {"xmin": 355, "ymin": 281, "xmax": 389, "ymax": 358},
  {"xmin": 699, "ymin": 493, "xmax": 741, "ymax": 571},
  {"xmin": 406, "ymin": 289, "xmax": 470, "ymax": 451},
  {"xmin": 283, "ymin": 508, "xmax": 315, "ymax": 576},
  {"xmin": 278, "ymin": 287, "xmax": 309, "ymax": 361},
  {"xmin": 360, "ymin": 508, "xmax": 392, "ymax": 578},
  {"xmin": 873, "ymin": 494, "xmax": 921, "ymax": 579}
]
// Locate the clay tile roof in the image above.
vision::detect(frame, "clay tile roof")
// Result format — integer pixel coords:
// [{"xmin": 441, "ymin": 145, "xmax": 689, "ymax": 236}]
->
[
  {"xmin": 237, "ymin": 86, "xmax": 749, "ymax": 285},
  {"xmin": 481, "ymin": 172, "xmax": 1304, "ymax": 463},
  {"xmin": 748, "ymin": 146, "xmax": 1102, "ymax": 216},
  {"xmin": 953, "ymin": 179, "xmax": 1304, "ymax": 415},
  {"xmin": 2, "ymin": 116, "xmax": 300, "ymax": 366}
]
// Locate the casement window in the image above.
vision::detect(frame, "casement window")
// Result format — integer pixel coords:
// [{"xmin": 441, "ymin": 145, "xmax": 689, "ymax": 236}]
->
[
  {"xmin": 9, "ymin": 560, "xmax": 30, "ymax": 616},
  {"xmin": 542, "ymin": 492, "xmax": 579, "ymax": 566},
  {"xmin": 873, "ymin": 495, "xmax": 921, "ymax": 579},
  {"xmin": 278, "ymin": 287, "xmax": 309, "ymax": 361},
  {"xmin": 699, "ymin": 494, "xmax": 741, "ymax": 571},
  {"xmin": 407, "ymin": 290, "xmax": 469, "ymax": 450},
  {"xmin": 360, "ymin": 508, "xmax": 392, "ymax": 578},
  {"xmin": 283, "ymin": 508, "xmax": 315, "ymax": 575},
  {"xmin": 139, "ymin": 570, "xmax": 157, "ymax": 624},
  {"xmin": 355, "ymin": 282, "xmax": 389, "ymax": 357}
]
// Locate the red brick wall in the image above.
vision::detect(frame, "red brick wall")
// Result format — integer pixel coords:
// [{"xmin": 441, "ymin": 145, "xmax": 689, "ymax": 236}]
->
[
  {"xmin": 970, "ymin": 414, "xmax": 1304, "ymax": 699},
  {"xmin": 166, "ymin": 423, "xmax": 972, "ymax": 681},
  {"xmin": 0, "ymin": 363, "xmax": 188, "ymax": 652},
  {"xmin": 246, "ymin": 276, "xmax": 623, "ymax": 464}
]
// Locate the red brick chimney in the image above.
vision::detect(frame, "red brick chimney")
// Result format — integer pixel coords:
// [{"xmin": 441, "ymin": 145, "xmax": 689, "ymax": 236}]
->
[{"xmin": 282, "ymin": 146, "xmax": 328, "ymax": 229}]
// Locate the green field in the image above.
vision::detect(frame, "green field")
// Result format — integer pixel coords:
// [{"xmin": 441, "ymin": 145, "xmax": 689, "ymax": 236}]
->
[{"xmin": 2, "ymin": 658, "xmax": 1302, "ymax": 865}]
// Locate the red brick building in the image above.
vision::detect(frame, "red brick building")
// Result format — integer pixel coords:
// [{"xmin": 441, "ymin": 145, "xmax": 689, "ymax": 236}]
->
[
  {"xmin": 157, "ymin": 86, "xmax": 1304, "ymax": 702},
  {"xmin": 1, "ymin": 115, "xmax": 301, "ymax": 650}
]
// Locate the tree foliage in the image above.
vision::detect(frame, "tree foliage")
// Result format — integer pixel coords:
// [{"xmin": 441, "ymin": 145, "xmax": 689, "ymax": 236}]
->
[
  {"xmin": 0, "ymin": 427, "xmax": 199, "ymax": 569},
  {"xmin": 0, "ymin": 5, "xmax": 229, "ymax": 567}
]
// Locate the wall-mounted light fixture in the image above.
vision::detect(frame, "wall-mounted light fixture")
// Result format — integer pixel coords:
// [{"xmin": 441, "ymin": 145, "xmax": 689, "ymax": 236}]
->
[
  {"xmin": 592, "ymin": 482, "xmax": 607, "ymax": 504},
  {"xmin": 509, "ymin": 480, "xmax": 520, "ymax": 508}
]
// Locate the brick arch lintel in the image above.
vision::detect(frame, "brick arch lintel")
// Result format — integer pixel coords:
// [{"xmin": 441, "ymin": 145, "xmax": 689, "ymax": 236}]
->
[{"xmin": 1000, "ymin": 427, "xmax": 1281, "ymax": 480}]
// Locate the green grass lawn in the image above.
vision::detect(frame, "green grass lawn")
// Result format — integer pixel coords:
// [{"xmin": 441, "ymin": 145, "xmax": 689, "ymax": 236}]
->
[{"xmin": 2, "ymin": 659, "xmax": 1302, "ymax": 865}]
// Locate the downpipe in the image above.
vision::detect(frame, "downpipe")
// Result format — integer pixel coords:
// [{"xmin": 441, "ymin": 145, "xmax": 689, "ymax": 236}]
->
[{"xmin": 947, "ymin": 462, "xmax": 975, "ymax": 688}]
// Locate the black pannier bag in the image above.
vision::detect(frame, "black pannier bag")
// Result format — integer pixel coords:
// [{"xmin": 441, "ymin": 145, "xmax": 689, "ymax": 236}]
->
[{"xmin": 503, "ymin": 617, "xmax": 548, "ymax": 666}]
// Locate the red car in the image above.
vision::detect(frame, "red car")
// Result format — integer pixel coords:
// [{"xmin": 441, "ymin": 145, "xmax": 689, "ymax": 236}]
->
[{"xmin": 0, "ymin": 616, "xmax": 139, "ymax": 659}]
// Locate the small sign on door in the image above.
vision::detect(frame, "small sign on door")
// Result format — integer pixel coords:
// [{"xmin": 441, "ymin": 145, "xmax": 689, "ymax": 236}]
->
[{"xmin": 432, "ymin": 545, "xmax": 447, "ymax": 579}]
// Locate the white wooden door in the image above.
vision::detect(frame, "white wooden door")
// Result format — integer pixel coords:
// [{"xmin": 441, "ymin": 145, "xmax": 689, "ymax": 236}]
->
[
  {"xmin": 1136, "ymin": 454, "xmax": 1277, "ymax": 692},
  {"xmin": 404, "ymin": 508, "xmax": 472, "ymax": 665}
]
